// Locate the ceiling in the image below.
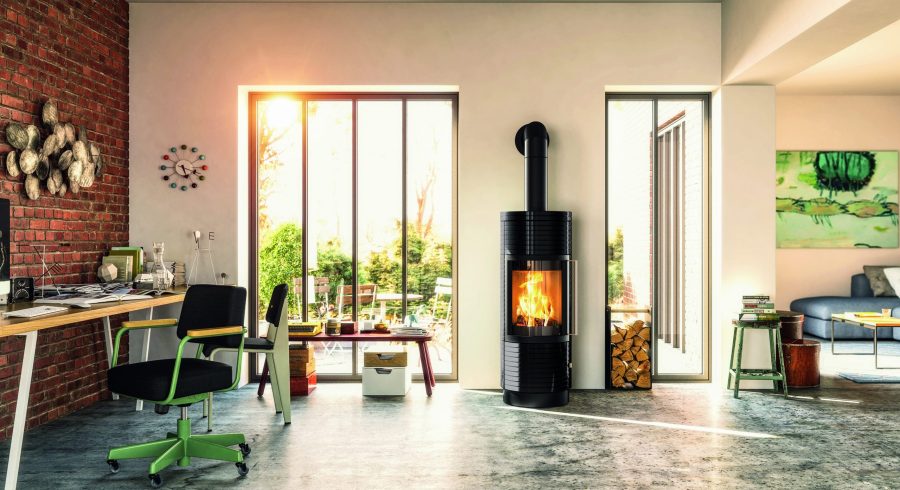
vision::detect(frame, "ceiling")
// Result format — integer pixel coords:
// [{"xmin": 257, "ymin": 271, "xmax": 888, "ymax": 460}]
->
[
  {"xmin": 778, "ymin": 19, "xmax": 900, "ymax": 95},
  {"xmin": 127, "ymin": 0, "xmax": 720, "ymax": 3}
]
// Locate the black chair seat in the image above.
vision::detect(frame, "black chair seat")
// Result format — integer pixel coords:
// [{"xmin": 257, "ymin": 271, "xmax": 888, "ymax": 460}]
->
[
  {"xmin": 243, "ymin": 338, "xmax": 274, "ymax": 350},
  {"xmin": 108, "ymin": 358, "xmax": 233, "ymax": 402}
]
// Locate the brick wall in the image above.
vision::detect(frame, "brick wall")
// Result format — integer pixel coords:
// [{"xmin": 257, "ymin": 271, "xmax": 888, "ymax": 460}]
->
[{"xmin": 0, "ymin": 0, "xmax": 129, "ymax": 440}]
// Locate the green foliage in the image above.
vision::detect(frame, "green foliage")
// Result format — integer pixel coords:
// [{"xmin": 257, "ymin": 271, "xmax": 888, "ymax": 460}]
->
[
  {"xmin": 314, "ymin": 238, "xmax": 353, "ymax": 299},
  {"xmin": 259, "ymin": 223, "xmax": 303, "ymax": 315},
  {"xmin": 607, "ymin": 228, "xmax": 625, "ymax": 302}
]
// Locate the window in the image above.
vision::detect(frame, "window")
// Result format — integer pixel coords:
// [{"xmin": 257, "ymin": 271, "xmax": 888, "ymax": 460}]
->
[
  {"xmin": 606, "ymin": 94, "xmax": 709, "ymax": 381},
  {"xmin": 249, "ymin": 93, "xmax": 457, "ymax": 380}
]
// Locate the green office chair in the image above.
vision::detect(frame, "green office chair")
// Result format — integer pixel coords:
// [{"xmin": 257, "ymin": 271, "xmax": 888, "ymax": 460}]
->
[{"xmin": 105, "ymin": 285, "xmax": 250, "ymax": 488}]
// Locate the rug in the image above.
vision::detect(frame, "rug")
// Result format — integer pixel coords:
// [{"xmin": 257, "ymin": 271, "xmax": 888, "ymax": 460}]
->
[{"xmin": 838, "ymin": 372, "xmax": 900, "ymax": 384}]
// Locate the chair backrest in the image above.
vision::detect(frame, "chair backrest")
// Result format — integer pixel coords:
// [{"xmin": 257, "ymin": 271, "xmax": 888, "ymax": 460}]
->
[
  {"xmin": 314, "ymin": 277, "xmax": 330, "ymax": 294},
  {"xmin": 336, "ymin": 284, "xmax": 378, "ymax": 315},
  {"xmin": 265, "ymin": 284, "xmax": 289, "ymax": 344},
  {"xmin": 178, "ymin": 285, "xmax": 247, "ymax": 350},
  {"xmin": 431, "ymin": 277, "xmax": 452, "ymax": 319}
]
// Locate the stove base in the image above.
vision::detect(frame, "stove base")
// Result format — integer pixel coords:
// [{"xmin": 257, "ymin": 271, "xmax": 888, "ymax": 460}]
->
[{"xmin": 503, "ymin": 389, "xmax": 568, "ymax": 408}]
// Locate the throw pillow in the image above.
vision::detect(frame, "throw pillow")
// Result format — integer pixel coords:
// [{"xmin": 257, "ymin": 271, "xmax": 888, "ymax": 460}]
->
[
  {"xmin": 884, "ymin": 268, "xmax": 900, "ymax": 299},
  {"xmin": 863, "ymin": 265, "xmax": 897, "ymax": 297}
]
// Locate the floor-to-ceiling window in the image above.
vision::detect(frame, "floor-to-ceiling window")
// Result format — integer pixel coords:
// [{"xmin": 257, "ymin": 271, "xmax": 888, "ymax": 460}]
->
[
  {"xmin": 249, "ymin": 92, "xmax": 457, "ymax": 380},
  {"xmin": 606, "ymin": 93, "xmax": 709, "ymax": 381}
]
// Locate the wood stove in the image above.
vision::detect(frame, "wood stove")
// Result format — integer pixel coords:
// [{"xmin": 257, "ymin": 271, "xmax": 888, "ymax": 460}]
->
[{"xmin": 502, "ymin": 122, "xmax": 576, "ymax": 408}]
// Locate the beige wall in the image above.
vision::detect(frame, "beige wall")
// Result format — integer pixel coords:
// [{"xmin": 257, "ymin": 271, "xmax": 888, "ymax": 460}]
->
[
  {"xmin": 130, "ymin": 2, "xmax": 721, "ymax": 389},
  {"xmin": 776, "ymin": 95, "xmax": 900, "ymax": 308},
  {"xmin": 713, "ymin": 85, "xmax": 777, "ymax": 387}
]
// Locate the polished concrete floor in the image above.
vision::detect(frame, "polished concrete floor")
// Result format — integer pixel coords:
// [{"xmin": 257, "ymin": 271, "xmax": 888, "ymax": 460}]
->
[{"xmin": 1, "ymin": 346, "xmax": 899, "ymax": 489}]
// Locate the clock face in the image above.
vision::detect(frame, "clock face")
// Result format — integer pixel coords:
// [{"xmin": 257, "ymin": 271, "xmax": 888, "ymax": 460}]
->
[
  {"xmin": 159, "ymin": 144, "xmax": 208, "ymax": 191},
  {"xmin": 174, "ymin": 159, "xmax": 194, "ymax": 177}
]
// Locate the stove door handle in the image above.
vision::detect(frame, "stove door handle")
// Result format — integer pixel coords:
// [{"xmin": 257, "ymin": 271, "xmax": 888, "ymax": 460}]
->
[{"xmin": 571, "ymin": 259, "xmax": 578, "ymax": 336}]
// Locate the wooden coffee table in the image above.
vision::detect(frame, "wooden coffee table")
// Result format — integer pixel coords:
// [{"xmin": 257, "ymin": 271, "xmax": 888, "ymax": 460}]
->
[{"xmin": 831, "ymin": 313, "xmax": 900, "ymax": 369}]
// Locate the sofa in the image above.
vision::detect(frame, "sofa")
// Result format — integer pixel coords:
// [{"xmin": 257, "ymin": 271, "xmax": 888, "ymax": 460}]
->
[{"xmin": 790, "ymin": 274, "xmax": 900, "ymax": 340}]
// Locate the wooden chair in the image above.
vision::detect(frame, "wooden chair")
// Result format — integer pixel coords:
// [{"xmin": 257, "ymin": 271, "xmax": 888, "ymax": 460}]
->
[{"xmin": 335, "ymin": 283, "xmax": 378, "ymax": 320}]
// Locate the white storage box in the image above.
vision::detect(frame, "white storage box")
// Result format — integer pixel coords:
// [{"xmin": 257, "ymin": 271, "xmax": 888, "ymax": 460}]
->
[{"xmin": 362, "ymin": 367, "xmax": 411, "ymax": 396}]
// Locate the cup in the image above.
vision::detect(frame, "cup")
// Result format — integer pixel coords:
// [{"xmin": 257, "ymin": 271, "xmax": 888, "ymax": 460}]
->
[
  {"xmin": 882, "ymin": 308, "xmax": 892, "ymax": 317},
  {"xmin": 325, "ymin": 318, "xmax": 341, "ymax": 336}
]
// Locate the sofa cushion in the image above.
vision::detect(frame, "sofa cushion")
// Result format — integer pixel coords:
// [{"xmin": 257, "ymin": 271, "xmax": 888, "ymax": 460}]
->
[
  {"xmin": 790, "ymin": 296, "xmax": 900, "ymax": 320},
  {"xmin": 863, "ymin": 266, "xmax": 898, "ymax": 297}
]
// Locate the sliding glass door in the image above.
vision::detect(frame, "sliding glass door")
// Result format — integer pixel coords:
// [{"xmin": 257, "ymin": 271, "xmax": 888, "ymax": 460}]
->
[
  {"xmin": 606, "ymin": 94, "xmax": 709, "ymax": 380},
  {"xmin": 249, "ymin": 93, "xmax": 457, "ymax": 380}
]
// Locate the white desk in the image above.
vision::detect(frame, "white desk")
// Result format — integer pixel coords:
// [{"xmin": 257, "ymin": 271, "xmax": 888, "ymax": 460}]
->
[{"xmin": 0, "ymin": 292, "xmax": 185, "ymax": 490}]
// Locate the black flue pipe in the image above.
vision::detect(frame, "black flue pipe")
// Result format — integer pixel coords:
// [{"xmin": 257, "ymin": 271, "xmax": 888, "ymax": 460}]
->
[{"xmin": 515, "ymin": 121, "xmax": 550, "ymax": 212}]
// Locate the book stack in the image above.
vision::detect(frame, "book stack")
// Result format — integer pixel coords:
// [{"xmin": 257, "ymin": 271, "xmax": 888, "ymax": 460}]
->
[
  {"xmin": 740, "ymin": 295, "xmax": 778, "ymax": 322},
  {"xmin": 289, "ymin": 345, "xmax": 316, "ymax": 396}
]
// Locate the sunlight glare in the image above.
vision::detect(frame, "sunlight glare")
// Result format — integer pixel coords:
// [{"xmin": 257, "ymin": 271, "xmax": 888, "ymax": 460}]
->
[
  {"xmin": 499, "ymin": 405, "xmax": 778, "ymax": 439},
  {"xmin": 264, "ymin": 98, "xmax": 298, "ymax": 129}
]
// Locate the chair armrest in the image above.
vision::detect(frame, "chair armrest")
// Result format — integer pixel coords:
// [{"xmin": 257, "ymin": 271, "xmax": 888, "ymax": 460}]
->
[
  {"xmin": 185, "ymin": 326, "xmax": 245, "ymax": 338},
  {"xmin": 121, "ymin": 318, "xmax": 178, "ymax": 329}
]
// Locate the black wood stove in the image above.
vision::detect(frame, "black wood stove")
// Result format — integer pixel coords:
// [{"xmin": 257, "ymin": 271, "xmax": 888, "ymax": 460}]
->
[{"xmin": 501, "ymin": 121, "xmax": 576, "ymax": 408}]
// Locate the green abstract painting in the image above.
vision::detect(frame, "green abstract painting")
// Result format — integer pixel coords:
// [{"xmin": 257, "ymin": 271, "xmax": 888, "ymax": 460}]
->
[{"xmin": 776, "ymin": 150, "xmax": 899, "ymax": 248}]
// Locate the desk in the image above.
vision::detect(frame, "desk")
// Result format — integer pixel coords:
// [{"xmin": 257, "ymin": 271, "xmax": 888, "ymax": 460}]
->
[
  {"xmin": 374, "ymin": 292, "xmax": 423, "ymax": 320},
  {"xmin": 288, "ymin": 332, "xmax": 436, "ymax": 396},
  {"xmin": 0, "ymin": 292, "xmax": 185, "ymax": 490},
  {"xmin": 831, "ymin": 313, "xmax": 900, "ymax": 369}
]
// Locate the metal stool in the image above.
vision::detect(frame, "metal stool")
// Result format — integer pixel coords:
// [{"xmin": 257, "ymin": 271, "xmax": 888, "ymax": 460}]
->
[{"xmin": 727, "ymin": 320, "xmax": 788, "ymax": 399}]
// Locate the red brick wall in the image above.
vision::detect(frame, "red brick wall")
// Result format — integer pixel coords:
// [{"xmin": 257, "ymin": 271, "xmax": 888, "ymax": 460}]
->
[{"xmin": 0, "ymin": 0, "xmax": 129, "ymax": 440}]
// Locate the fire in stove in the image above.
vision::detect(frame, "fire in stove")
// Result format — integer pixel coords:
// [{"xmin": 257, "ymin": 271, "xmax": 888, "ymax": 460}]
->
[{"xmin": 513, "ymin": 270, "xmax": 561, "ymax": 328}]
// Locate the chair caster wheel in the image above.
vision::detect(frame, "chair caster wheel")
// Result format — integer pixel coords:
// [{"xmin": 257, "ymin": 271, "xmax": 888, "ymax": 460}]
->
[
  {"xmin": 239, "ymin": 443, "xmax": 251, "ymax": 457},
  {"xmin": 236, "ymin": 462, "xmax": 249, "ymax": 477},
  {"xmin": 107, "ymin": 459, "xmax": 120, "ymax": 474},
  {"xmin": 149, "ymin": 473, "xmax": 163, "ymax": 488}
]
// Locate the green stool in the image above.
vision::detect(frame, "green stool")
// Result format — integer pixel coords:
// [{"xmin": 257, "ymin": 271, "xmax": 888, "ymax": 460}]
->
[{"xmin": 727, "ymin": 320, "xmax": 788, "ymax": 399}]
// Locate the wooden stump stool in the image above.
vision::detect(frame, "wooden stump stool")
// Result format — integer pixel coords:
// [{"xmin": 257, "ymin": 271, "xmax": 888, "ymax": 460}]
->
[{"xmin": 782, "ymin": 339, "xmax": 820, "ymax": 388}]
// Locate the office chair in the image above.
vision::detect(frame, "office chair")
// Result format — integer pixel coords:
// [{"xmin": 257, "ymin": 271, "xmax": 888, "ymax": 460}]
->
[
  {"xmin": 105, "ymin": 285, "xmax": 250, "ymax": 488},
  {"xmin": 206, "ymin": 284, "xmax": 290, "ymax": 431}
]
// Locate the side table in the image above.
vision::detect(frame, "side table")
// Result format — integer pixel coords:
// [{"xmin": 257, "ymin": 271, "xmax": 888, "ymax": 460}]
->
[{"xmin": 727, "ymin": 319, "xmax": 788, "ymax": 399}]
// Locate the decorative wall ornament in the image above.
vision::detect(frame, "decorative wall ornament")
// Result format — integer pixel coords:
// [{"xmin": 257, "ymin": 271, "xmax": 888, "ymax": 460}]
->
[
  {"xmin": 1, "ymin": 99, "xmax": 105, "ymax": 200},
  {"xmin": 776, "ymin": 150, "xmax": 899, "ymax": 248},
  {"xmin": 159, "ymin": 144, "xmax": 208, "ymax": 191}
]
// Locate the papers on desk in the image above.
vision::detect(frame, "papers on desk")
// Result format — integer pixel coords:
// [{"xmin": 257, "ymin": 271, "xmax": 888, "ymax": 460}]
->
[
  {"xmin": 388, "ymin": 325, "xmax": 430, "ymax": 336},
  {"xmin": 34, "ymin": 288, "xmax": 153, "ymax": 308},
  {"xmin": 3, "ymin": 306, "xmax": 68, "ymax": 319}
]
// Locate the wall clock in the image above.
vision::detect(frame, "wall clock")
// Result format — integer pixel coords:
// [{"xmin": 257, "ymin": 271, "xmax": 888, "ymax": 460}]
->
[{"xmin": 159, "ymin": 144, "xmax": 207, "ymax": 191}]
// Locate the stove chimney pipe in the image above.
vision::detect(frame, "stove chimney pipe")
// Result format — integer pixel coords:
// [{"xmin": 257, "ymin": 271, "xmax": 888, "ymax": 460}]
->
[{"xmin": 515, "ymin": 121, "xmax": 550, "ymax": 212}]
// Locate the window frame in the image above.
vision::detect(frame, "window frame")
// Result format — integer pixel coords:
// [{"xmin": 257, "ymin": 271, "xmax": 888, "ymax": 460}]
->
[
  {"xmin": 605, "ymin": 93, "xmax": 711, "ymax": 382},
  {"xmin": 248, "ymin": 91, "xmax": 459, "ymax": 382}
]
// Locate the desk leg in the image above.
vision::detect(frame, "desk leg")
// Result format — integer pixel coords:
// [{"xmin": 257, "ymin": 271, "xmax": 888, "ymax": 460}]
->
[
  {"xmin": 423, "ymin": 343, "xmax": 436, "ymax": 387},
  {"xmin": 102, "ymin": 316, "xmax": 119, "ymax": 401},
  {"xmin": 5, "ymin": 330, "xmax": 37, "ymax": 490},
  {"xmin": 135, "ymin": 307, "xmax": 154, "ymax": 411},
  {"xmin": 417, "ymin": 341, "xmax": 432, "ymax": 397}
]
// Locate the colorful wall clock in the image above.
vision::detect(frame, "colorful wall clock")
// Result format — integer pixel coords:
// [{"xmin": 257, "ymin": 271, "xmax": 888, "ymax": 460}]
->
[{"xmin": 159, "ymin": 144, "xmax": 208, "ymax": 191}]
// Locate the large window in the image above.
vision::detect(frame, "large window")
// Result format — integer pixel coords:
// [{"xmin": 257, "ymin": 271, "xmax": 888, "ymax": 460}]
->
[
  {"xmin": 249, "ymin": 93, "xmax": 457, "ymax": 380},
  {"xmin": 606, "ymin": 94, "xmax": 709, "ymax": 381}
]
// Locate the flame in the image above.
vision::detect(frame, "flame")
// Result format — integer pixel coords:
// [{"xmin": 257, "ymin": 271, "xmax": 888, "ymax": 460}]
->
[{"xmin": 515, "ymin": 271, "xmax": 557, "ymax": 327}]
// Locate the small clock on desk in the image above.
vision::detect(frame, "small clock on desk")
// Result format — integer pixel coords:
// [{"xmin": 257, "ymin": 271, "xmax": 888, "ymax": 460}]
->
[{"xmin": 159, "ymin": 144, "xmax": 208, "ymax": 191}]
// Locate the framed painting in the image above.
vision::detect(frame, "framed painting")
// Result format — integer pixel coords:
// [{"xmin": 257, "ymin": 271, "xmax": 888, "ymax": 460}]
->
[{"xmin": 776, "ymin": 150, "xmax": 899, "ymax": 248}]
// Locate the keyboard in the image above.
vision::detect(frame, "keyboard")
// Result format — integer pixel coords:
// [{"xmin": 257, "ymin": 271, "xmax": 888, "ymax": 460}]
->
[{"xmin": 3, "ymin": 306, "xmax": 69, "ymax": 319}]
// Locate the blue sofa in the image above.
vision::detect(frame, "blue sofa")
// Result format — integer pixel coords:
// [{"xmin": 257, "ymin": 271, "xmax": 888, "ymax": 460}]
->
[{"xmin": 790, "ymin": 274, "xmax": 900, "ymax": 340}]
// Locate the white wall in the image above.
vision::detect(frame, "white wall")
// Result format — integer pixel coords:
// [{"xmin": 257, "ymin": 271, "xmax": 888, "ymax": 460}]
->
[
  {"xmin": 713, "ymin": 85, "xmax": 776, "ymax": 387},
  {"xmin": 130, "ymin": 2, "xmax": 721, "ymax": 389},
  {"xmin": 776, "ymin": 95, "xmax": 900, "ymax": 308}
]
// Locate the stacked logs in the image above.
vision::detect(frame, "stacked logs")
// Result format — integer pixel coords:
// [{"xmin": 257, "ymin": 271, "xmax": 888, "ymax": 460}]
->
[{"xmin": 610, "ymin": 319, "xmax": 651, "ymax": 389}]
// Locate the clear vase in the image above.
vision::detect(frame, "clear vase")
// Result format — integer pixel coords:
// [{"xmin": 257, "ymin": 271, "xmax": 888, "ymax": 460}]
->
[{"xmin": 152, "ymin": 242, "xmax": 169, "ymax": 290}]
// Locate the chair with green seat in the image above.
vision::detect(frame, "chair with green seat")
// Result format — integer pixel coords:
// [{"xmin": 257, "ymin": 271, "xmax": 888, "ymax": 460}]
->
[{"xmin": 105, "ymin": 285, "xmax": 251, "ymax": 488}]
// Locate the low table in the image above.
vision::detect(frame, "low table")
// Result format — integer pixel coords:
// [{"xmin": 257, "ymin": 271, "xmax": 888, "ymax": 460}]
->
[
  {"xmin": 285, "ymin": 332, "xmax": 436, "ymax": 396},
  {"xmin": 831, "ymin": 313, "xmax": 900, "ymax": 369}
]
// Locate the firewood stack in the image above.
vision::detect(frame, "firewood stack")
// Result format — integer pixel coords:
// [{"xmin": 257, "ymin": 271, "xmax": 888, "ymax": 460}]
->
[{"xmin": 610, "ymin": 319, "xmax": 651, "ymax": 389}]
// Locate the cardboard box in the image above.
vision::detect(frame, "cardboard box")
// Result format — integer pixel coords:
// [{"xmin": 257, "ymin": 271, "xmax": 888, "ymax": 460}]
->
[
  {"xmin": 363, "ymin": 351, "xmax": 408, "ymax": 368},
  {"xmin": 340, "ymin": 321, "xmax": 357, "ymax": 335},
  {"xmin": 362, "ymin": 367, "xmax": 410, "ymax": 396},
  {"xmin": 290, "ymin": 372, "xmax": 317, "ymax": 396},
  {"xmin": 289, "ymin": 345, "xmax": 314, "ymax": 363}
]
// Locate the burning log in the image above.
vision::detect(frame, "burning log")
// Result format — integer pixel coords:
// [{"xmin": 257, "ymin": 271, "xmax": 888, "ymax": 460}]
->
[{"xmin": 609, "ymin": 319, "xmax": 652, "ymax": 389}]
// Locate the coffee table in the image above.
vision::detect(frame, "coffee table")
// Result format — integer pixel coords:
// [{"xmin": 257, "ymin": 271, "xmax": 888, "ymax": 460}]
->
[{"xmin": 830, "ymin": 313, "xmax": 900, "ymax": 369}]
